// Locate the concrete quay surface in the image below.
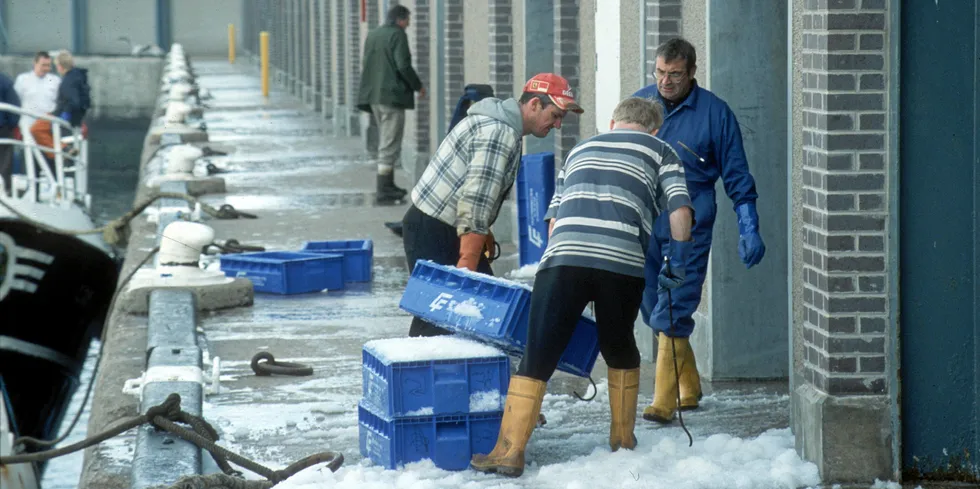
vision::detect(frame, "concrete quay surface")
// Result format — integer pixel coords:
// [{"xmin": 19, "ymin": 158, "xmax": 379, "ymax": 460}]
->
[{"xmin": 78, "ymin": 60, "xmax": 793, "ymax": 489}]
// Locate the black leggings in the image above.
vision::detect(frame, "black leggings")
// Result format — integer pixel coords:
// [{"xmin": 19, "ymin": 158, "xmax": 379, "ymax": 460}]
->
[
  {"xmin": 517, "ymin": 265, "xmax": 644, "ymax": 381},
  {"xmin": 401, "ymin": 205, "xmax": 493, "ymax": 337}
]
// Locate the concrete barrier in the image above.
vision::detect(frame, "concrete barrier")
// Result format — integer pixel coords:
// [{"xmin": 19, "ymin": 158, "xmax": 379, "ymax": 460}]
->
[{"xmin": 0, "ymin": 55, "xmax": 163, "ymax": 120}]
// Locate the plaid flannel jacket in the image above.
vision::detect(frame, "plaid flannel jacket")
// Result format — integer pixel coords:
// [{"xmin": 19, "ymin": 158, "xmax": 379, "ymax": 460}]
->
[{"xmin": 411, "ymin": 114, "xmax": 523, "ymax": 236}]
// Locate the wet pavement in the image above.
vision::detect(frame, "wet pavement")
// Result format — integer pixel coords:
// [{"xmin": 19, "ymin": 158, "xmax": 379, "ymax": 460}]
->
[{"xmin": 75, "ymin": 60, "xmax": 813, "ymax": 489}]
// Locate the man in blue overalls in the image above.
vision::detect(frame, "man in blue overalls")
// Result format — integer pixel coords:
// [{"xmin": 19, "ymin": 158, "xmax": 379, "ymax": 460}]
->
[{"xmin": 632, "ymin": 38, "xmax": 766, "ymax": 423}]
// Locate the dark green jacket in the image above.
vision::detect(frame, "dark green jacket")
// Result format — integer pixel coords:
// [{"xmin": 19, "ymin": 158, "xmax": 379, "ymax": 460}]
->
[{"xmin": 356, "ymin": 24, "xmax": 422, "ymax": 111}]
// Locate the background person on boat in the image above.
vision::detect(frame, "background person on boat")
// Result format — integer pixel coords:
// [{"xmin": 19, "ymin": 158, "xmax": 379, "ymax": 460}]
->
[
  {"xmin": 30, "ymin": 50, "xmax": 91, "ymax": 161},
  {"xmin": 357, "ymin": 4, "xmax": 426, "ymax": 206},
  {"xmin": 401, "ymin": 73, "xmax": 582, "ymax": 337},
  {"xmin": 470, "ymin": 96, "xmax": 694, "ymax": 478},
  {"xmin": 0, "ymin": 72, "xmax": 21, "ymax": 195},
  {"xmin": 631, "ymin": 37, "xmax": 768, "ymax": 423},
  {"xmin": 13, "ymin": 51, "xmax": 61, "ymax": 129}
]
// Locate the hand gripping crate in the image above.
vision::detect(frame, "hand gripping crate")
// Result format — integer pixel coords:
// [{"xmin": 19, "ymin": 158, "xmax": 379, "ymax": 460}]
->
[
  {"xmin": 398, "ymin": 260, "xmax": 601, "ymax": 377},
  {"xmin": 361, "ymin": 336, "xmax": 510, "ymax": 418},
  {"xmin": 358, "ymin": 402, "xmax": 502, "ymax": 471},
  {"xmin": 219, "ymin": 251, "xmax": 344, "ymax": 294},
  {"xmin": 301, "ymin": 239, "xmax": 373, "ymax": 282}
]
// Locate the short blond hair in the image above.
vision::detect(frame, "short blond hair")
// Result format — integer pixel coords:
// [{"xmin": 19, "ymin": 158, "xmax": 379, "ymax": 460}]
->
[
  {"xmin": 55, "ymin": 50, "xmax": 74, "ymax": 70},
  {"xmin": 611, "ymin": 97, "xmax": 664, "ymax": 132}
]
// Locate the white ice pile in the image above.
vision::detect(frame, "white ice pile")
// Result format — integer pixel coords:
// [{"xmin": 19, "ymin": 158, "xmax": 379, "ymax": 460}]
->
[
  {"xmin": 273, "ymin": 427, "xmax": 824, "ymax": 489},
  {"xmin": 450, "ymin": 297, "xmax": 485, "ymax": 319},
  {"xmin": 364, "ymin": 336, "xmax": 505, "ymax": 363},
  {"xmin": 507, "ymin": 262, "xmax": 540, "ymax": 279},
  {"xmin": 469, "ymin": 390, "xmax": 503, "ymax": 412}
]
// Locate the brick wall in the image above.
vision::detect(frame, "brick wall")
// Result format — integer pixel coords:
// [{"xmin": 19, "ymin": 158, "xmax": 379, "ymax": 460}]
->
[
  {"xmin": 444, "ymin": 0, "xmax": 465, "ymax": 133},
  {"xmin": 800, "ymin": 0, "xmax": 890, "ymax": 396},
  {"xmin": 489, "ymin": 0, "xmax": 514, "ymax": 100},
  {"xmin": 644, "ymin": 0, "xmax": 681, "ymax": 85},
  {"xmin": 413, "ymin": 0, "xmax": 430, "ymax": 158},
  {"xmin": 554, "ymin": 0, "xmax": 580, "ymax": 163}
]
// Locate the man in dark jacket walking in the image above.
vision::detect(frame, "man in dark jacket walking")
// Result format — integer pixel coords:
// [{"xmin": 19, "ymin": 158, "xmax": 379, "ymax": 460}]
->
[
  {"xmin": 357, "ymin": 5, "xmax": 425, "ymax": 205},
  {"xmin": 0, "ymin": 72, "xmax": 22, "ymax": 194}
]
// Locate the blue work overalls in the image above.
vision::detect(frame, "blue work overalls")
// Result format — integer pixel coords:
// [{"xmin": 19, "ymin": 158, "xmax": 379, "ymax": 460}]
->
[{"xmin": 632, "ymin": 81, "xmax": 759, "ymax": 337}]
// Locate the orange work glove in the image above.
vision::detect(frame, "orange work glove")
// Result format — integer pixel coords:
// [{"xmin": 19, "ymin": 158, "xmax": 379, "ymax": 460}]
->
[
  {"xmin": 457, "ymin": 232, "xmax": 486, "ymax": 271},
  {"xmin": 483, "ymin": 231, "xmax": 497, "ymax": 262}
]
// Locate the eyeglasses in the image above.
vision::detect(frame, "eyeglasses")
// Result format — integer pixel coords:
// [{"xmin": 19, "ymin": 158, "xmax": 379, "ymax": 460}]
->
[{"xmin": 654, "ymin": 69, "xmax": 688, "ymax": 83}]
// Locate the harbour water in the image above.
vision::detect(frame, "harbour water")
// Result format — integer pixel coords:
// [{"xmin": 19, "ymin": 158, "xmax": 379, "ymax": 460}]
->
[{"xmin": 39, "ymin": 118, "xmax": 146, "ymax": 489}]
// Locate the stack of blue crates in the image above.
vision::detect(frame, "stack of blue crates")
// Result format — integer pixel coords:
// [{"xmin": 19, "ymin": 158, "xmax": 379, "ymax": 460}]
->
[
  {"xmin": 398, "ymin": 260, "xmax": 601, "ymax": 378},
  {"xmin": 219, "ymin": 251, "xmax": 345, "ymax": 294},
  {"xmin": 357, "ymin": 336, "xmax": 511, "ymax": 471},
  {"xmin": 301, "ymin": 239, "xmax": 374, "ymax": 282}
]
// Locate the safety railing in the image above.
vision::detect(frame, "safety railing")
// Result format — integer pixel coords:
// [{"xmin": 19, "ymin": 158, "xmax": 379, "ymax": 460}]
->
[{"xmin": 0, "ymin": 102, "xmax": 90, "ymax": 211}]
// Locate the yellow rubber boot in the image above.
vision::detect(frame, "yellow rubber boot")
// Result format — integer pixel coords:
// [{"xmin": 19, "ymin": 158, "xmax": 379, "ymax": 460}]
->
[
  {"xmin": 607, "ymin": 368, "xmax": 640, "ymax": 451},
  {"xmin": 643, "ymin": 332, "xmax": 686, "ymax": 423},
  {"xmin": 679, "ymin": 343, "xmax": 703, "ymax": 411},
  {"xmin": 470, "ymin": 376, "xmax": 547, "ymax": 477}
]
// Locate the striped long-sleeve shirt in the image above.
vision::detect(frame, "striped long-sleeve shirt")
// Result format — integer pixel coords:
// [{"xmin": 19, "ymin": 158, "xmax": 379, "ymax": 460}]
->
[{"xmin": 540, "ymin": 129, "xmax": 692, "ymax": 278}]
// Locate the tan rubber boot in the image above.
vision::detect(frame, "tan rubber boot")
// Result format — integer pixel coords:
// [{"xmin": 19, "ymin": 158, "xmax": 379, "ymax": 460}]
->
[
  {"xmin": 643, "ymin": 332, "xmax": 684, "ymax": 423},
  {"xmin": 470, "ymin": 376, "xmax": 547, "ymax": 477},
  {"xmin": 608, "ymin": 368, "xmax": 640, "ymax": 451},
  {"xmin": 679, "ymin": 342, "xmax": 703, "ymax": 411}
]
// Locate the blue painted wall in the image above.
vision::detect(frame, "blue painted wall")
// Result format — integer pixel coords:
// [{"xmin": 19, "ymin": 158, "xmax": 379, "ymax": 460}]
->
[{"xmin": 899, "ymin": 0, "xmax": 980, "ymax": 480}]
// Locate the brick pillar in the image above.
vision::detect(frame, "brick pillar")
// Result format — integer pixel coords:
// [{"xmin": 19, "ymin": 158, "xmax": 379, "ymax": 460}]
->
[
  {"xmin": 644, "ymin": 0, "xmax": 681, "ymax": 85},
  {"xmin": 366, "ymin": 0, "xmax": 379, "ymax": 28},
  {"xmin": 318, "ymin": 0, "xmax": 332, "ymax": 114},
  {"xmin": 489, "ymin": 0, "xmax": 514, "ymax": 100},
  {"xmin": 347, "ymin": 0, "xmax": 361, "ymax": 135},
  {"xmin": 553, "ymin": 0, "xmax": 579, "ymax": 163},
  {"xmin": 413, "ymin": 0, "xmax": 431, "ymax": 163},
  {"xmin": 443, "ymin": 0, "xmax": 465, "ymax": 133},
  {"xmin": 793, "ymin": 0, "xmax": 896, "ymax": 482}
]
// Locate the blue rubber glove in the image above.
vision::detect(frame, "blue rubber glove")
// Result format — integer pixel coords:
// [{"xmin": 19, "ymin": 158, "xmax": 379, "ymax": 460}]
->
[
  {"xmin": 59, "ymin": 112, "xmax": 71, "ymax": 122},
  {"xmin": 658, "ymin": 239, "xmax": 693, "ymax": 291},
  {"xmin": 736, "ymin": 202, "xmax": 766, "ymax": 269}
]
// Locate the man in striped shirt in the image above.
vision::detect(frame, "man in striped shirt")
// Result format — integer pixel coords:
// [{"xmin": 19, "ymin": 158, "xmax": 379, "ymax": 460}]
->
[
  {"xmin": 403, "ymin": 73, "xmax": 583, "ymax": 338},
  {"xmin": 470, "ymin": 97, "xmax": 694, "ymax": 477}
]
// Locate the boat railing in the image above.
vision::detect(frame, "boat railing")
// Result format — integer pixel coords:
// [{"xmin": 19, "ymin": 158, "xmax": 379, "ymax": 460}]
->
[{"xmin": 0, "ymin": 102, "xmax": 90, "ymax": 212}]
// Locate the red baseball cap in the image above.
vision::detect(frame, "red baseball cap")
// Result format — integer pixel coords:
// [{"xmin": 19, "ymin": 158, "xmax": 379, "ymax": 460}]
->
[{"xmin": 522, "ymin": 73, "xmax": 584, "ymax": 114}]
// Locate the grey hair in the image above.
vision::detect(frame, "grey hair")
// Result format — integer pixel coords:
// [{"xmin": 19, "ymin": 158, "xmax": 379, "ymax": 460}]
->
[
  {"xmin": 55, "ymin": 50, "xmax": 74, "ymax": 70},
  {"xmin": 611, "ymin": 97, "xmax": 664, "ymax": 132}
]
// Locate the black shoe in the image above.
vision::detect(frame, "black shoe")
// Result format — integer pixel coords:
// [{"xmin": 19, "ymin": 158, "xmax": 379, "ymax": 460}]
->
[
  {"xmin": 385, "ymin": 221, "xmax": 404, "ymax": 237},
  {"xmin": 376, "ymin": 174, "xmax": 407, "ymax": 206}
]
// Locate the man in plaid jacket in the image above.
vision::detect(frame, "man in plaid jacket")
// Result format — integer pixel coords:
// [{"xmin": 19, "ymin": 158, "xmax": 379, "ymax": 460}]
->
[{"xmin": 401, "ymin": 73, "xmax": 583, "ymax": 337}]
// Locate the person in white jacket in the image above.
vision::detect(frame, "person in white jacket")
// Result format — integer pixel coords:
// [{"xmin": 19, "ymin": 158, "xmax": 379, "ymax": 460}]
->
[{"xmin": 14, "ymin": 52, "xmax": 61, "ymax": 129}]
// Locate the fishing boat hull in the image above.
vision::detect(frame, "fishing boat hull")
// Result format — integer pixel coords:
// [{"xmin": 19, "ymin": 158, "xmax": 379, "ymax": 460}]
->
[{"xmin": 0, "ymin": 217, "xmax": 119, "ymax": 477}]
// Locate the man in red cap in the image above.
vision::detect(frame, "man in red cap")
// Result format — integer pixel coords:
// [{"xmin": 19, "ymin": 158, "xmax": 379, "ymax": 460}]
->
[{"xmin": 401, "ymin": 73, "xmax": 582, "ymax": 337}]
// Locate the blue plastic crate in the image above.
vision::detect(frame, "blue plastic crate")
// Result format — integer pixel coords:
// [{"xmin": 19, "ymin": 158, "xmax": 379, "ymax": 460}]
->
[
  {"xmin": 301, "ymin": 239, "xmax": 373, "ymax": 282},
  {"xmin": 516, "ymin": 152, "xmax": 556, "ymax": 266},
  {"xmin": 398, "ymin": 260, "xmax": 600, "ymax": 377},
  {"xmin": 219, "ymin": 251, "xmax": 344, "ymax": 294},
  {"xmin": 361, "ymin": 337, "xmax": 510, "ymax": 418},
  {"xmin": 358, "ymin": 401, "xmax": 502, "ymax": 471}
]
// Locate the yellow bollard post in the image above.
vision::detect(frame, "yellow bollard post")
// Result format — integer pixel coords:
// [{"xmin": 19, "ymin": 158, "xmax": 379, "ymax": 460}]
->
[
  {"xmin": 228, "ymin": 24, "xmax": 236, "ymax": 64},
  {"xmin": 260, "ymin": 32, "xmax": 269, "ymax": 98}
]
